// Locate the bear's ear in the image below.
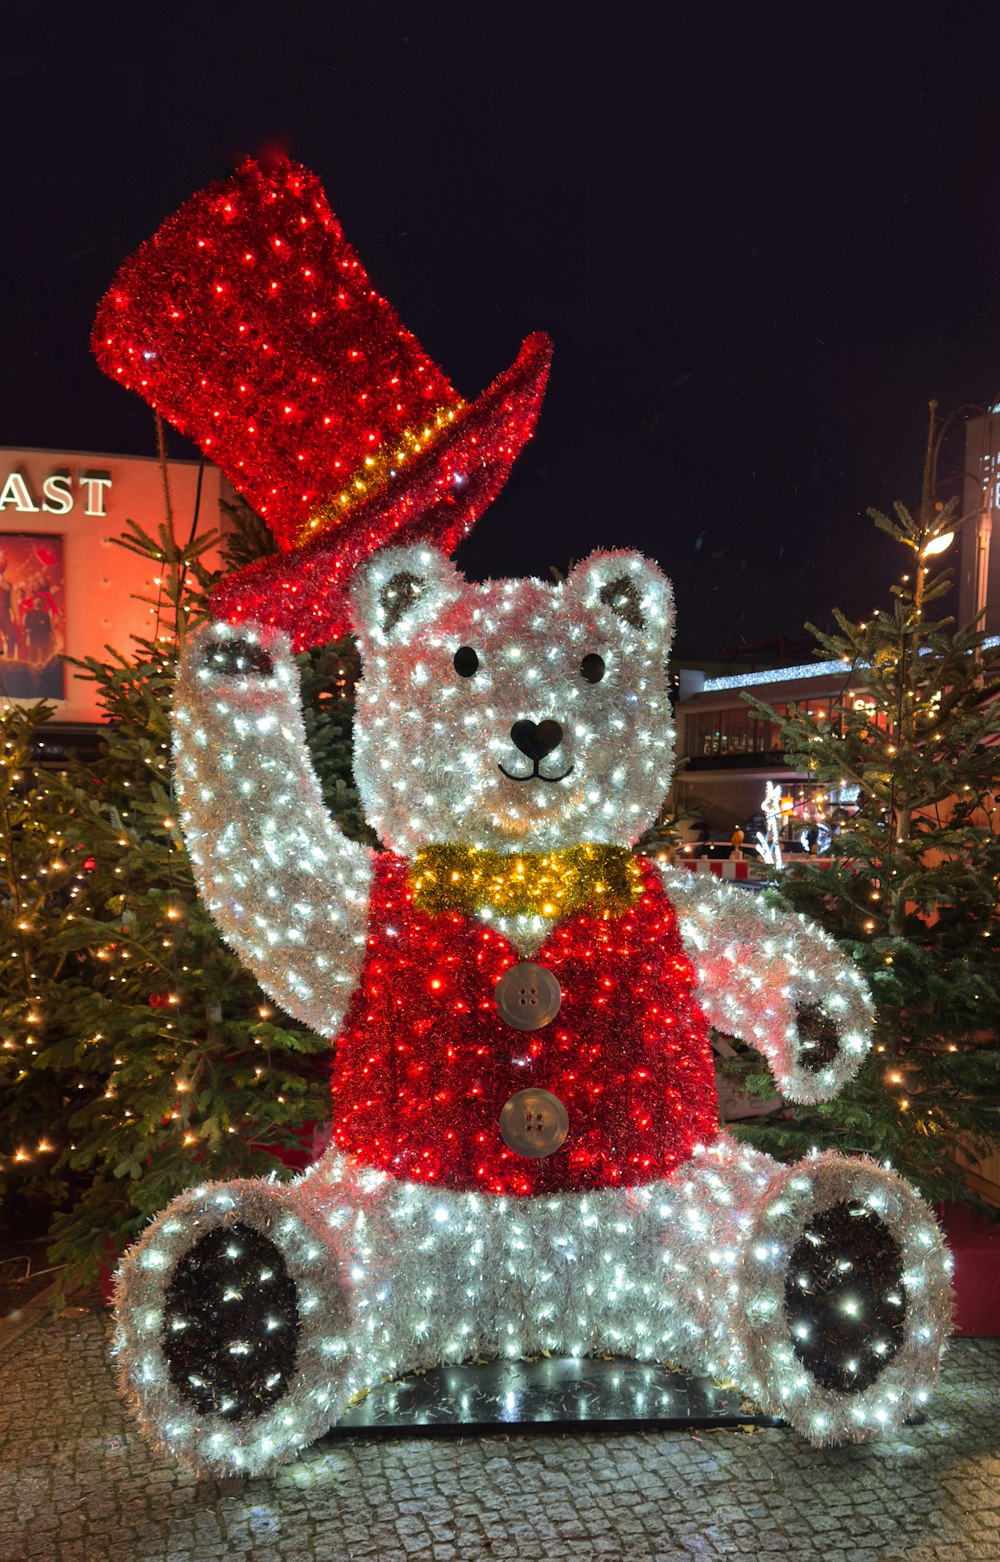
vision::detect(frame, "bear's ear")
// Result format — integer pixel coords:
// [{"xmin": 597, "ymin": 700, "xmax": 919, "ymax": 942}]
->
[
  {"xmin": 350, "ymin": 545, "xmax": 464, "ymax": 645},
  {"xmin": 565, "ymin": 550, "xmax": 674, "ymax": 651}
]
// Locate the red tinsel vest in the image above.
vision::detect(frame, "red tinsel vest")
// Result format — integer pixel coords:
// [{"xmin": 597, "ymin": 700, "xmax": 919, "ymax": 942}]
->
[{"xmin": 331, "ymin": 853, "xmax": 719, "ymax": 1195}]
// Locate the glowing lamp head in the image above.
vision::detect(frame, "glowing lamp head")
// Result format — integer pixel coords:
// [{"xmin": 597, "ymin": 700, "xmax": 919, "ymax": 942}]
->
[
  {"xmin": 349, "ymin": 545, "xmax": 676, "ymax": 856},
  {"xmin": 921, "ymin": 531, "xmax": 955, "ymax": 558}
]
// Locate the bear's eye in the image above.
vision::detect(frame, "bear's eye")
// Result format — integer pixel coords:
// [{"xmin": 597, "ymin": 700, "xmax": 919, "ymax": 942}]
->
[
  {"xmin": 453, "ymin": 646, "xmax": 480, "ymax": 678},
  {"xmin": 580, "ymin": 653, "xmax": 606, "ymax": 684},
  {"xmin": 202, "ymin": 637, "xmax": 274, "ymax": 678}
]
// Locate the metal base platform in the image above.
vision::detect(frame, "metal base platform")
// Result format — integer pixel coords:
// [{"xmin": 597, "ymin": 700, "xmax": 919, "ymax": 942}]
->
[{"xmin": 327, "ymin": 1356, "xmax": 785, "ymax": 1438}]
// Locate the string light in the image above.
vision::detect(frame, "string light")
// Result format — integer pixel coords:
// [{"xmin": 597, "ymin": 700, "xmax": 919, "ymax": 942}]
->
[
  {"xmin": 98, "ymin": 158, "xmax": 953, "ymax": 1479},
  {"xmin": 331, "ymin": 850, "xmax": 715, "ymax": 1194},
  {"xmin": 112, "ymin": 1138, "xmax": 953, "ymax": 1476},
  {"xmin": 92, "ymin": 156, "xmax": 551, "ymax": 653},
  {"xmin": 408, "ymin": 842, "xmax": 644, "ymax": 920},
  {"xmin": 110, "ymin": 554, "xmax": 953, "ymax": 1476}
]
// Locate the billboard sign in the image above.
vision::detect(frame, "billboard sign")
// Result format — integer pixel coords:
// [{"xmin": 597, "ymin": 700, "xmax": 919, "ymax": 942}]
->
[{"xmin": 0, "ymin": 534, "xmax": 66, "ymax": 700}]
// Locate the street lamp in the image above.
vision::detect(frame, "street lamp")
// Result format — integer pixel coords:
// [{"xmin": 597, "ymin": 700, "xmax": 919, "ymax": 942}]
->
[{"xmin": 915, "ymin": 400, "xmax": 996, "ymax": 620}]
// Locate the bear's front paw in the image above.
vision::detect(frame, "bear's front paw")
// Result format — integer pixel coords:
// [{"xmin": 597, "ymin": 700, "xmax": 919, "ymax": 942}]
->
[
  {"xmin": 774, "ymin": 980, "xmax": 872, "ymax": 1103},
  {"xmin": 186, "ymin": 617, "xmax": 288, "ymax": 686},
  {"xmin": 794, "ymin": 1000, "xmax": 844, "ymax": 1072}
]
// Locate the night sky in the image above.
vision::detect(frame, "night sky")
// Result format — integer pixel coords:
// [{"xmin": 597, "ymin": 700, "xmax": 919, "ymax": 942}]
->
[{"xmin": 5, "ymin": 1, "xmax": 1000, "ymax": 657}]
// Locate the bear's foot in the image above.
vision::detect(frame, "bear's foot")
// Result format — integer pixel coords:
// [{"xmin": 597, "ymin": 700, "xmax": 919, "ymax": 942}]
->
[
  {"xmin": 162, "ymin": 1221, "xmax": 300, "ymax": 1421},
  {"xmin": 783, "ymin": 1198, "xmax": 908, "ymax": 1395},
  {"xmin": 738, "ymin": 1154, "xmax": 953, "ymax": 1444},
  {"xmin": 113, "ymin": 1179, "xmax": 358, "ymax": 1475}
]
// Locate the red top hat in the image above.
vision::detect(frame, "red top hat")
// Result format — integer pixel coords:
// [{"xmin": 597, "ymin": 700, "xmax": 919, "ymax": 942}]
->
[{"xmin": 93, "ymin": 158, "xmax": 551, "ymax": 649}]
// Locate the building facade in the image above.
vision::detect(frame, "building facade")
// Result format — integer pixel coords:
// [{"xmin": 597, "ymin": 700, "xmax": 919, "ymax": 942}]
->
[
  {"xmin": 0, "ymin": 447, "xmax": 228, "ymax": 736},
  {"xmin": 961, "ymin": 411, "xmax": 1000, "ymax": 639},
  {"xmin": 670, "ymin": 659, "xmax": 867, "ymax": 851}
]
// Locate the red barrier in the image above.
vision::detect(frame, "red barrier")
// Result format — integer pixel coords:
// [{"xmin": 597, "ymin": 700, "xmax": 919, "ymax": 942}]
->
[{"xmin": 941, "ymin": 1201, "xmax": 1000, "ymax": 1337}]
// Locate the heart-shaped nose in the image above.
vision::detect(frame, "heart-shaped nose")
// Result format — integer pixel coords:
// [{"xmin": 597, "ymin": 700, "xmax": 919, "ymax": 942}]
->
[{"xmin": 510, "ymin": 719, "xmax": 563, "ymax": 761}]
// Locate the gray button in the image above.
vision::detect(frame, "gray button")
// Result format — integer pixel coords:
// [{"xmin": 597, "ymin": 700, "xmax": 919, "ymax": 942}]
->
[
  {"xmin": 499, "ymin": 1088, "xmax": 570, "ymax": 1159},
  {"xmin": 495, "ymin": 962, "xmax": 562, "ymax": 1031}
]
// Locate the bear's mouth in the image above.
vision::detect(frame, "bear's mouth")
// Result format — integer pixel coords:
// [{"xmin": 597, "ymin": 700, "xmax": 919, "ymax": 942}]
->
[
  {"xmin": 499, "ymin": 719, "xmax": 572, "ymax": 784},
  {"xmin": 498, "ymin": 761, "xmax": 575, "ymax": 784}
]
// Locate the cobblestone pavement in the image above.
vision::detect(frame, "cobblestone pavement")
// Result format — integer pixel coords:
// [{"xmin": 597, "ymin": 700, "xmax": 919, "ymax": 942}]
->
[{"xmin": 1, "ymin": 1305, "xmax": 998, "ymax": 1562}]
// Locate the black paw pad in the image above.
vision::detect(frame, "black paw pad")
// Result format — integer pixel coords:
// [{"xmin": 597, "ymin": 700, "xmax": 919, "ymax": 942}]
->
[
  {"xmin": 784, "ymin": 1200, "xmax": 906, "ymax": 1394},
  {"xmin": 201, "ymin": 638, "xmax": 274, "ymax": 678},
  {"xmin": 163, "ymin": 1222, "xmax": 299, "ymax": 1419},
  {"xmin": 794, "ymin": 1002, "xmax": 840, "ymax": 1072}
]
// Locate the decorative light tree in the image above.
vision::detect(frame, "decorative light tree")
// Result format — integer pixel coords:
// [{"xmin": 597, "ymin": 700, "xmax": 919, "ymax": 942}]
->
[
  {"xmin": 736, "ymin": 405, "xmax": 1000, "ymax": 1203},
  {"xmin": 89, "ymin": 158, "xmax": 952, "ymax": 1476},
  {"xmin": 0, "ymin": 702, "xmax": 89, "ymax": 1231},
  {"xmin": 48, "ymin": 572, "xmax": 322, "ymax": 1281},
  {"xmin": 10, "ymin": 504, "xmax": 362, "ymax": 1286}
]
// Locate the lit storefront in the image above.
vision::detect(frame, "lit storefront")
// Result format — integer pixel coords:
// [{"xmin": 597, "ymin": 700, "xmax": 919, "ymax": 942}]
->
[
  {"xmin": 671, "ymin": 661, "xmax": 866, "ymax": 851},
  {"xmin": 0, "ymin": 447, "xmax": 228, "ymax": 741}
]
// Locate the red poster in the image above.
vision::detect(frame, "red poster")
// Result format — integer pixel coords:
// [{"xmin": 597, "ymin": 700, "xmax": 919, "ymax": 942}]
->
[{"xmin": 0, "ymin": 535, "xmax": 65, "ymax": 700}]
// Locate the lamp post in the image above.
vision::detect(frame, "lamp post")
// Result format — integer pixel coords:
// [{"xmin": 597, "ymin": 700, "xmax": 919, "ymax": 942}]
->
[
  {"xmin": 883, "ymin": 400, "xmax": 992, "ymax": 934},
  {"xmin": 899, "ymin": 397, "xmax": 1000, "ymax": 636},
  {"xmin": 958, "ymin": 411, "xmax": 995, "ymax": 631}
]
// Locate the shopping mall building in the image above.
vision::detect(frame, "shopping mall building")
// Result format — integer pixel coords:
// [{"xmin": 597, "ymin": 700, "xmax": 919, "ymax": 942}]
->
[
  {"xmin": 671, "ymin": 407, "xmax": 1000, "ymax": 854},
  {"xmin": 668, "ymin": 657, "xmax": 867, "ymax": 855}
]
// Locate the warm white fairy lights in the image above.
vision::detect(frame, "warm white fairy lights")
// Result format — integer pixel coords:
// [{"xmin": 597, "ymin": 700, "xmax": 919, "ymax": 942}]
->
[
  {"xmin": 349, "ymin": 544, "xmax": 677, "ymax": 857},
  {"xmin": 661, "ymin": 867, "xmax": 873, "ymax": 1104},
  {"xmin": 172, "ymin": 621, "xmax": 372, "ymax": 1038},
  {"xmin": 114, "ymin": 1139, "xmax": 953, "ymax": 1475},
  {"xmin": 110, "ymin": 546, "xmax": 953, "ymax": 1477}
]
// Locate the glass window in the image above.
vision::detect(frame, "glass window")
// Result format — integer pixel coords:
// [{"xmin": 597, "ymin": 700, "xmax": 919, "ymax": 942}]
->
[
  {"xmin": 727, "ymin": 706, "xmax": 749, "ymax": 753},
  {"xmin": 746, "ymin": 708, "xmax": 767, "ymax": 752},
  {"xmin": 688, "ymin": 712, "xmax": 718, "ymax": 755}
]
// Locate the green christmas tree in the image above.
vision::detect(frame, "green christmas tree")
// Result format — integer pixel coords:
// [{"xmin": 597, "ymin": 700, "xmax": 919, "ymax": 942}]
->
[
  {"xmin": 0, "ymin": 482, "xmax": 368, "ymax": 1285},
  {"xmin": 730, "ymin": 412, "xmax": 1000, "ymax": 1205},
  {"xmin": 0, "ymin": 702, "xmax": 92, "ymax": 1232}
]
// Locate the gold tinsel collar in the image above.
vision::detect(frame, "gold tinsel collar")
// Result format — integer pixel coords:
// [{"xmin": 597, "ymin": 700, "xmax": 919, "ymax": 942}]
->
[{"xmin": 408, "ymin": 843, "xmax": 643, "ymax": 919}]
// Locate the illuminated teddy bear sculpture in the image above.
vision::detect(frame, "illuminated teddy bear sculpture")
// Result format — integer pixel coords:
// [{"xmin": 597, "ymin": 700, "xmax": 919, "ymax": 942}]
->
[{"xmin": 95, "ymin": 160, "xmax": 952, "ymax": 1477}]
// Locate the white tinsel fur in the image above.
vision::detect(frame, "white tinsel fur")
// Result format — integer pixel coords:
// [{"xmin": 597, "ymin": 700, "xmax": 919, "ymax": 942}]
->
[
  {"xmin": 113, "ymin": 1136, "xmax": 953, "ymax": 1478},
  {"xmin": 125, "ymin": 552, "xmax": 954, "ymax": 1479}
]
